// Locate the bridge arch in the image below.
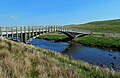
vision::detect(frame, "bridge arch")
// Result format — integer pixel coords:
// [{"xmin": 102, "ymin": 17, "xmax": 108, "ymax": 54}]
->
[{"xmin": 30, "ymin": 31, "xmax": 90, "ymax": 41}]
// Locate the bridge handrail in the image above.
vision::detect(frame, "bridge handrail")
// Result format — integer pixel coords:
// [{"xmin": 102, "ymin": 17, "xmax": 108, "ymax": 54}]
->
[{"xmin": 0, "ymin": 26, "xmax": 70, "ymax": 36}]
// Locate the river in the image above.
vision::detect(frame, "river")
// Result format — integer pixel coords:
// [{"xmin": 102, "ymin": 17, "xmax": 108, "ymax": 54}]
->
[{"xmin": 29, "ymin": 39, "xmax": 120, "ymax": 71}]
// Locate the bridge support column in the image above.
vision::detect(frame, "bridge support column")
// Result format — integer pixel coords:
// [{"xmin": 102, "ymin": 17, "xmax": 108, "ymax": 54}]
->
[
  {"xmin": 23, "ymin": 33, "xmax": 26, "ymax": 43},
  {"xmin": 20, "ymin": 27, "xmax": 23, "ymax": 42},
  {"xmin": 28, "ymin": 26, "xmax": 31, "ymax": 41},
  {"xmin": 23, "ymin": 27, "xmax": 26, "ymax": 43}
]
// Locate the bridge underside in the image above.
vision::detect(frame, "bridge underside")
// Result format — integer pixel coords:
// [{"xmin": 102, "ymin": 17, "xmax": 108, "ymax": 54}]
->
[{"xmin": 61, "ymin": 31, "xmax": 90, "ymax": 39}]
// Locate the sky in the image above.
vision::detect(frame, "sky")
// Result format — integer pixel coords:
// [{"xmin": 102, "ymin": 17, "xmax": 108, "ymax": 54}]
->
[{"xmin": 0, "ymin": 0, "xmax": 120, "ymax": 26}]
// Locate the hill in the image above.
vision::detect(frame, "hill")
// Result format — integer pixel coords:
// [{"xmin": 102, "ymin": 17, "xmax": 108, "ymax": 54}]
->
[{"xmin": 66, "ymin": 19, "xmax": 120, "ymax": 33}]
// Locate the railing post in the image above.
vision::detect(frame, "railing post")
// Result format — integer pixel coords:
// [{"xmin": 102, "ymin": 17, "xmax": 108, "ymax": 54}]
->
[
  {"xmin": 52, "ymin": 26, "xmax": 54, "ymax": 32},
  {"xmin": 48, "ymin": 26, "xmax": 50, "ymax": 32},
  {"xmin": 11, "ymin": 27, "xmax": 13, "ymax": 38},
  {"xmin": 45, "ymin": 26, "xmax": 47, "ymax": 33},
  {"xmin": 65, "ymin": 27, "xmax": 67, "ymax": 31},
  {"xmin": 54, "ymin": 26, "xmax": 56, "ymax": 31},
  {"xmin": 63, "ymin": 26, "xmax": 64, "ymax": 31},
  {"xmin": 63, "ymin": 27, "xmax": 65, "ymax": 32},
  {"xmin": 28, "ymin": 26, "xmax": 31, "ymax": 40},
  {"xmin": 62, "ymin": 26, "xmax": 63, "ymax": 31},
  {"xmin": 23, "ymin": 26, "xmax": 26, "ymax": 43},
  {"xmin": 16, "ymin": 26, "xmax": 18, "ymax": 40},
  {"xmin": 43, "ymin": 26, "xmax": 44, "ymax": 34},
  {"xmin": 39, "ymin": 26, "xmax": 41, "ymax": 34},
  {"xmin": 51, "ymin": 26, "xmax": 52, "ymax": 32},
  {"xmin": 35, "ymin": 26, "xmax": 37, "ymax": 36},
  {"xmin": 60, "ymin": 26, "xmax": 62, "ymax": 31},
  {"xmin": 6, "ymin": 27, "xmax": 8, "ymax": 38},
  {"xmin": 57, "ymin": 26, "xmax": 59, "ymax": 31},
  {"xmin": 62, "ymin": 26, "xmax": 64, "ymax": 31},
  {"xmin": 56, "ymin": 26, "xmax": 58, "ymax": 31},
  {"xmin": 0, "ymin": 27, "xmax": 2, "ymax": 37},
  {"xmin": 45, "ymin": 26, "xmax": 48, "ymax": 33},
  {"xmin": 31, "ymin": 26, "xmax": 33, "ymax": 37},
  {"xmin": 58, "ymin": 26, "xmax": 61, "ymax": 31},
  {"xmin": 47, "ymin": 26, "xmax": 49, "ymax": 33},
  {"xmin": 42, "ymin": 26, "xmax": 44, "ymax": 34},
  {"xmin": 50, "ymin": 26, "xmax": 52, "ymax": 32},
  {"xmin": 53, "ymin": 26, "xmax": 55, "ymax": 32},
  {"xmin": 20, "ymin": 27, "xmax": 23, "ymax": 42}
]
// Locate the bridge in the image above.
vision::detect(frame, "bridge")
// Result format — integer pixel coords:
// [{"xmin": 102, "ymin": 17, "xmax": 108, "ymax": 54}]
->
[{"xmin": 0, "ymin": 26, "xmax": 91, "ymax": 43}]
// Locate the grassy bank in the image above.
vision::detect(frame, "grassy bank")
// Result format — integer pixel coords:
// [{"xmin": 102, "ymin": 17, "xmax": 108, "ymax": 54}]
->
[
  {"xmin": 0, "ymin": 37, "xmax": 120, "ymax": 78},
  {"xmin": 74, "ymin": 36, "xmax": 120, "ymax": 51}
]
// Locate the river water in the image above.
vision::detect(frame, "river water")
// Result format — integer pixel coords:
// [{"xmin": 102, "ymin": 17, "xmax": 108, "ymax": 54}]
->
[{"xmin": 29, "ymin": 39, "xmax": 120, "ymax": 71}]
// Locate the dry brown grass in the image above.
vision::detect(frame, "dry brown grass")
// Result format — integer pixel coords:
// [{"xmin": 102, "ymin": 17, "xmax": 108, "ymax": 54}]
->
[
  {"xmin": 0, "ymin": 37, "xmax": 82, "ymax": 78},
  {"xmin": 0, "ymin": 37, "xmax": 120, "ymax": 78}
]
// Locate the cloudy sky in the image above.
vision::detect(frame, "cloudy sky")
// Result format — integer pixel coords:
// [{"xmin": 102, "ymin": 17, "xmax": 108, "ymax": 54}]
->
[{"xmin": 0, "ymin": 0, "xmax": 120, "ymax": 26}]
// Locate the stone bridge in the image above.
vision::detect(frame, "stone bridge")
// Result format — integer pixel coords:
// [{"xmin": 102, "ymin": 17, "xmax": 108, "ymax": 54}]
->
[{"xmin": 0, "ymin": 26, "xmax": 91, "ymax": 43}]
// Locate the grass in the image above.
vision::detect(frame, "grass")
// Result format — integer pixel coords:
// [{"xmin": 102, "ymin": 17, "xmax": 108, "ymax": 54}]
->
[
  {"xmin": 66, "ymin": 19, "xmax": 120, "ymax": 33},
  {"xmin": 0, "ymin": 37, "xmax": 120, "ymax": 78},
  {"xmin": 37, "ymin": 33, "xmax": 70, "ymax": 42},
  {"xmin": 74, "ymin": 36, "xmax": 120, "ymax": 51}
]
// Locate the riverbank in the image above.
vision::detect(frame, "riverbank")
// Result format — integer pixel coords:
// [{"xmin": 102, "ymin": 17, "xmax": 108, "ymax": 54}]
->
[
  {"xmin": 37, "ymin": 33, "xmax": 120, "ymax": 51},
  {"xmin": 74, "ymin": 36, "xmax": 120, "ymax": 51},
  {"xmin": 0, "ymin": 37, "xmax": 120, "ymax": 78}
]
